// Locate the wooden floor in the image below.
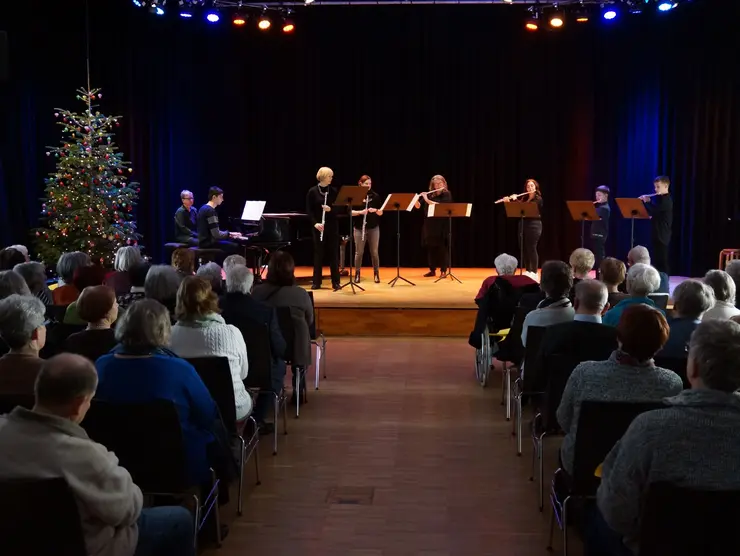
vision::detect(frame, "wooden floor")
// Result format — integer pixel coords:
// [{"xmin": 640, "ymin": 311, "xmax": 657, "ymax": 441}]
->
[{"xmin": 205, "ymin": 337, "xmax": 572, "ymax": 556}]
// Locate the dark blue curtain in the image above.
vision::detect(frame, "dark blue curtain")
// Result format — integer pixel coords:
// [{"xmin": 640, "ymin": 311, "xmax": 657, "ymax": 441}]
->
[{"xmin": 2, "ymin": 0, "xmax": 739, "ymax": 275}]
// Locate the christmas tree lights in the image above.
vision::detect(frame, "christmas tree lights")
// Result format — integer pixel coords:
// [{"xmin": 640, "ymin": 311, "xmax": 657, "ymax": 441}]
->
[{"xmin": 34, "ymin": 87, "xmax": 141, "ymax": 266}]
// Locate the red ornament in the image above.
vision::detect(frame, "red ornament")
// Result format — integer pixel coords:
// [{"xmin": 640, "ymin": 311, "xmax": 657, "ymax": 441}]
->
[{"xmin": 74, "ymin": 216, "xmax": 79, "ymax": 221}]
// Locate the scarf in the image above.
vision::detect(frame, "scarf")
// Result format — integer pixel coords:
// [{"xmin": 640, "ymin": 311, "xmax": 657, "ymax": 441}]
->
[{"xmin": 536, "ymin": 296, "xmax": 572, "ymax": 310}]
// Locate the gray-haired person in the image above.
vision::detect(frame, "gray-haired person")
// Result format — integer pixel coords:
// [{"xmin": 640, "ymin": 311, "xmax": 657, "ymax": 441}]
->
[
  {"xmin": 661, "ymin": 279, "xmax": 715, "ymax": 357},
  {"xmin": 0, "ymin": 353, "xmax": 195, "ymax": 555},
  {"xmin": 594, "ymin": 319, "xmax": 740, "ymax": 554},
  {"xmin": 724, "ymin": 259, "xmax": 740, "ymax": 308},
  {"xmin": 53, "ymin": 251, "xmax": 91, "ymax": 305},
  {"xmin": 602, "ymin": 263, "xmax": 663, "ymax": 326},
  {"xmin": 0, "ymin": 270, "xmax": 31, "ymax": 300},
  {"xmin": 702, "ymin": 269, "xmax": 740, "ymax": 320},
  {"xmin": 144, "ymin": 264, "xmax": 183, "ymax": 318},
  {"xmin": 0, "ymin": 295, "xmax": 47, "ymax": 395},
  {"xmin": 14, "ymin": 262, "xmax": 53, "ymax": 305},
  {"xmin": 105, "ymin": 246, "xmax": 144, "ymax": 296},
  {"xmin": 196, "ymin": 261, "xmax": 224, "ymax": 295},
  {"xmin": 174, "ymin": 189, "xmax": 199, "ymax": 246}
]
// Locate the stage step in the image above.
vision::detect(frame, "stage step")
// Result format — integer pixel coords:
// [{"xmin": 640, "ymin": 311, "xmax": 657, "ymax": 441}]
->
[{"xmin": 315, "ymin": 306, "xmax": 475, "ymax": 337}]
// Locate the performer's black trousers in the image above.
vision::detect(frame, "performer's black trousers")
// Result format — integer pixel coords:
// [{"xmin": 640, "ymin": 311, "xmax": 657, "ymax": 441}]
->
[
  {"xmin": 312, "ymin": 227, "xmax": 340, "ymax": 287},
  {"xmin": 427, "ymin": 243, "xmax": 449, "ymax": 273},
  {"xmin": 652, "ymin": 240, "xmax": 670, "ymax": 275},
  {"xmin": 591, "ymin": 235, "xmax": 606, "ymax": 276},
  {"xmin": 520, "ymin": 220, "xmax": 542, "ymax": 273}
]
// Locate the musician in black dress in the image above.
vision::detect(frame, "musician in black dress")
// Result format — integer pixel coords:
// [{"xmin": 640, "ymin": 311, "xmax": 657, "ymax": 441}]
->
[
  {"xmin": 351, "ymin": 175, "xmax": 383, "ymax": 284},
  {"xmin": 591, "ymin": 185, "xmax": 611, "ymax": 272},
  {"xmin": 306, "ymin": 167, "xmax": 341, "ymax": 290},
  {"xmin": 504, "ymin": 179, "xmax": 543, "ymax": 274},
  {"xmin": 639, "ymin": 176, "xmax": 673, "ymax": 275},
  {"xmin": 415, "ymin": 175, "xmax": 453, "ymax": 278}
]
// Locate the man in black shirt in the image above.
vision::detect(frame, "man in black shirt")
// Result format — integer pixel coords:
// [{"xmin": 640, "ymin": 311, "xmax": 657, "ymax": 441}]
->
[
  {"xmin": 640, "ymin": 176, "xmax": 673, "ymax": 275},
  {"xmin": 197, "ymin": 186, "xmax": 241, "ymax": 254},
  {"xmin": 173, "ymin": 190, "xmax": 199, "ymax": 246},
  {"xmin": 306, "ymin": 167, "xmax": 341, "ymax": 290},
  {"xmin": 590, "ymin": 185, "xmax": 611, "ymax": 273}
]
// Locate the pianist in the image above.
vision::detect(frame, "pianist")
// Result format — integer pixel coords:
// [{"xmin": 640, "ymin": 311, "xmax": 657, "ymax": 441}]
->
[
  {"xmin": 174, "ymin": 189, "xmax": 199, "ymax": 246},
  {"xmin": 197, "ymin": 186, "xmax": 241, "ymax": 254}
]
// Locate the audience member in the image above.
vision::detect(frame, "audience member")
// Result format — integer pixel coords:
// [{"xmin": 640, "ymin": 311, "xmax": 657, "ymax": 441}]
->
[
  {"xmin": 602, "ymin": 263, "xmax": 663, "ymax": 327},
  {"xmin": 6, "ymin": 244, "xmax": 30, "ymax": 262},
  {"xmin": 592, "ymin": 320, "xmax": 740, "ymax": 555},
  {"xmin": 0, "ymin": 270, "xmax": 31, "ymax": 300},
  {"xmin": 520, "ymin": 260, "xmax": 574, "ymax": 347},
  {"xmin": 52, "ymin": 251, "xmax": 91, "ymax": 305},
  {"xmin": 170, "ymin": 277, "xmax": 252, "ymax": 423},
  {"xmin": 64, "ymin": 266, "xmax": 108, "ymax": 325},
  {"xmin": 627, "ymin": 245, "xmax": 669, "ymax": 293},
  {"xmin": 14, "ymin": 261, "xmax": 53, "ymax": 305},
  {"xmin": 725, "ymin": 259, "xmax": 740, "ymax": 308},
  {"xmin": 569, "ymin": 248, "xmax": 595, "ymax": 283},
  {"xmin": 475, "ymin": 253, "xmax": 538, "ymax": 302},
  {"xmin": 117, "ymin": 263, "xmax": 150, "ymax": 311},
  {"xmin": 64, "ymin": 286, "xmax": 119, "ymax": 362},
  {"xmin": 0, "ymin": 353, "xmax": 195, "ymax": 556},
  {"xmin": 104, "ymin": 246, "xmax": 144, "ymax": 296},
  {"xmin": 145, "ymin": 264, "xmax": 182, "ymax": 319},
  {"xmin": 0, "ymin": 295, "xmax": 46, "ymax": 395},
  {"xmin": 556, "ymin": 304, "xmax": 682, "ymax": 475},
  {"xmin": 0, "ymin": 247, "xmax": 27, "ymax": 271},
  {"xmin": 660, "ymin": 279, "xmax": 714, "ymax": 358},
  {"xmin": 223, "ymin": 254, "xmax": 247, "ymax": 272},
  {"xmin": 196, "ymin": 262, "xmax": 224, "ymax": 295},
  {"xmin": 221, "ymin": 266, "xmax": 286, "ymax": 433},
  {"xmin": 171, "ymin": 247, "xmax": 195, "ymax": 278},
  {"xmin": 701, "ymin": 269, "xmax": 740, "ymax": 320},
  {"xmin": 600, "ymin": 257, "xmax": 628, "ymax": 307}
]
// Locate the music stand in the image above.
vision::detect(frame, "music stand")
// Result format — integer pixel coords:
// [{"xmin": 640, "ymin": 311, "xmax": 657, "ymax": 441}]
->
[
  {"xmin": 334, "ymin": 185, "xmax": 369, "ymax": 294},
  {"xmin": 566, "ymin": 201, "xmax": 601, "ymax": 248},
  {"xmin": 428, "ymin": 202, "xmax": 472, "ymax": 284},
  {"xmin": 503, "ymin": 202, "xmax": 541, "ymax": 276},
  {"xmin": 381, "ymin": 193, "xmax": 419, "ymax": 287},
  {"xmin": 615, "ymin": 198, "xmax": 651, "ymax": 249}
]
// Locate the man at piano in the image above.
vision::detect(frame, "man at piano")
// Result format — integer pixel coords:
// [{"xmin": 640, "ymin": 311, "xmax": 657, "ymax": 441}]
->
[
  {"xmin": 197, "ymin": 186, "xmax": 242, "ymax": 254},
  {"xmin": 174, "ymin": 189, "xmax": 199, "ymax": 246}
]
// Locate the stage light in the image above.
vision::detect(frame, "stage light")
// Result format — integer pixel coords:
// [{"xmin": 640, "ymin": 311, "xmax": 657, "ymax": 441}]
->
[
  {"xmin": 657, "ymin": 2, "xmax": 676, "ymax": 11},
  {"xmin": 232, "ymin": 13, "xmax": 247, "ymax": 26},
  {"xmin": 305, "ymin": 0, "xmax": 314, "ymax": 4},
  {"xmin": 525, "ymin": 18, "xmax": 539, "ymax": 31},
  {"xmin": 603, "ymin": 8, "xmax": 618, "ymax": 20},
  {"xmin": 153, "ymin": 6, "xmax": 165, "ymax": 15},
  {"xmin": 258, "ymin": 15, "xmax": 272, "ymax": 30},
  {"xmin": 282, "ymin": 18, "xmax": 295, "ymax": 33},
  {"xmin": 132, "ymin": 0, "xmax": 144, "ymax": 7},
  {"xmin": 179, "ymin": 9, "xmax": 193, "ymax": 18},
  {"xmin": 549, "ymin": 12, "xmax": 564, "ymax": 28},
  {"xmin": 206, "ymin": 11, "xmax": 220, "ymax": 23},
  {"xmin": 576, "ymin": 15, "xmax": 589, "ymax": 23}
]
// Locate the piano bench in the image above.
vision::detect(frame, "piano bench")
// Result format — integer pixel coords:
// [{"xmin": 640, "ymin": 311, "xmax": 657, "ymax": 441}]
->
[
  {"xmin": 188, "ymin": 248, "xmax": 223, "ymax": 266},
  {"xmin": 164, "ymin": 243, "xmax": 188, "ymax": 262}
]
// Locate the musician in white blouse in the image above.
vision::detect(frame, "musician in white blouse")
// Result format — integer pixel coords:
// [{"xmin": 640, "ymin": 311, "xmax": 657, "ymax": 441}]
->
[{"xmin": 351, "ymin": 175, "xmax": 383, "ymax": 283}]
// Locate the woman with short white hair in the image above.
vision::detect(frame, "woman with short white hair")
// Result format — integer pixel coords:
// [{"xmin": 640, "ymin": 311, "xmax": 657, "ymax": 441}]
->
[
  {"xmin": 0, "ymin": 270, "xmax": 31, "ymax": 300},
  {"xmin": 0, "ymin": 294, "xmax": 47, "ymax": 395},
  {"xmin": 602, "ymin": 263, "xmax": 663, "ymax": 326},
  {"xmin": 13, "ymin": 262, "xmax": 52, "ymax": 305},
  {"xmin": 222, "ymin": 254, "xmax": 246, "ymax": 273},
  {"xmin": 103, "ymin": 246, "xmax": 143, "ymax": 296},
  {"xmin": 307, "ymin": 166, "xmax": 341, "ymax": 290},
  {"xmin": 569, "ymin": 248, "xmax": 595, "ymax": 280},
  {"xmin": 661, "ymin": 279, "xmax": 715, "ymax": 357},
  {"xmin": 196, "ymin": 262, "xmax": 223, "ymax": 295},
  {"xmin": 702, "ymin": 269, "xmax": 740, "ymax": 320},
  {"xmin": 145, "ymin": 264, "xmax": 183, "ymax": 319}
]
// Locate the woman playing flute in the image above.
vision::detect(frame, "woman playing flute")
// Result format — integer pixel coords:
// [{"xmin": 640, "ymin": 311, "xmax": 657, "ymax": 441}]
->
[{"xmin": 351, "ymin": 175, "xmax": 383, "ymax": 283}]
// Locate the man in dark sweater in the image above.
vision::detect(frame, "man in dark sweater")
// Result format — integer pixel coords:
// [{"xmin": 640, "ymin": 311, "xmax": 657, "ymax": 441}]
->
[
  {"xmin": 197, "ymin": 186, "xmax": 241, "ymax": 253},
  {"xmin": 173, "ymin": 190, "xmax": 198, "ymax": 246},
  {"xmin": 640, "ymin": 176, "xmax": 673, "ymax": 275},
  {"xmin": 591, "ymin": 185, "xmax": 611, "ymax": 273}
]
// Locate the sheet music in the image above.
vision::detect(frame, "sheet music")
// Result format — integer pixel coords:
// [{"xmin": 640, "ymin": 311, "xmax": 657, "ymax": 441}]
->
[{"xmin": 241, "ymin": 200, "xmax": 266, "ymax": 221}]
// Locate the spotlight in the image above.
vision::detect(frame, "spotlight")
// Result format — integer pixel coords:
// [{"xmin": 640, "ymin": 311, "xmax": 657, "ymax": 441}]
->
[
  {"xmin": 258, "ymin": 15, "xmax": 271, "ymax": 30},
  {"xmin": 525, "ymin": 18, "xmax": 539, "ymax": 31},
  {"xmin": 206, "ymin": 11, "xmax": 220, "ymax": 23},
  {"xmin": 549, "ymin": 12, "xmax": 564, "ymax": 28},
  {"xmin": 304, "ymin": 0, "xmax": 314, "ymax": 4},
  {"xmin": 657, "ymin": 2, "xmax": 676, "ymax": 11},
  {"xmin": 179, "ymin": 9, "xmax": 193, "ymax": 17},
  {"xmin": 603, "ymin": 8, "xmax": 618, "ymax": 20},
  {"xmin": 232, "ymin": 13, "xmax": 247, "ymax": 26},
  {"xmin": 132, "ymin": 0, "xmax": 144, "ymax": 6},
  {"xmin": 282, "ymin": 18, "xmax": 295, "ymax": 33},
  {"xmin": 576, "ymin": 15, "xmax": 589, "ymax": 23},
  {"xmin": 153, "ymin": 6, "xmax": 165, "ymax": 15}
]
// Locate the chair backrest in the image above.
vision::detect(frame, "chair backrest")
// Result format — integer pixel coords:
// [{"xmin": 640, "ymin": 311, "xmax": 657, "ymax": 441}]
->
[
  {"xmin": 0, "ymin": 477, "xmax": 87, "ymax": 556},
  {"xmin": 496, "ymin": 305, "xmax": 530, "ymax": 365},
  {"xmin": 185, "ymin": 356, "xmax": 237, "ymax": 433},
  {"xmin": 46, "ymin": 304, "xmax": 68, "ymax": 323},
  {"xmin": 648, "ymin": 293, "xmax": 669, "ymax": 311},
  {"xmin": 82, "ymin": 399, "xmax": 189, "ymax": 492},
  {"xmin": 0, "ymin": 394, "xmax": 35, "ymax": 415},
  {"xmin": 571, "ymin": 400, "xmax": 664, "ymax": 495},
  {"xmin": 521, "ymin": 325, "xmax": 547, "ymax": 392},
  {"xmin": 639, "ymin": 482, "xmax": 740, "ymax": 556},
  {"xmin": 307, "ymin": 290, "xmax": 318, "ymax": 339},
  {"xmin": 542, "ymin": 354, "xmax": 582, "ymax": 432},
  {"xmin": 40, "ymin": 322, "xmax": 87, "ymax": 358},
  {"xmin": 241, "ymin": 322, "xmax": 274, "ymax": 391},
  {"xmin": 275, "ymin": 306, "xmax": 296, "ymax": 364},
  {"xmin": 654, "ymin": 356, "xmax": 690, "ymax": 389}
]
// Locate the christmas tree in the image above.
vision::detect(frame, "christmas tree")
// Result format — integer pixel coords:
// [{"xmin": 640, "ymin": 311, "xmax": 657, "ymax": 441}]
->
[{"xmin": 34, "ymin": 87, "xmax": 141, "ymax": 266}]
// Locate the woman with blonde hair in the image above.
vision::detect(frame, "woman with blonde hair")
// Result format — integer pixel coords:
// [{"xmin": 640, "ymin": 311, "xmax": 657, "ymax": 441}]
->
[
  {"xmin": 415, "ymin": 174, "xmax": 453, "ymax": 278},
  {"xmin": 306, "ymin": 167, "xmax": 340, "ymax": 290}
]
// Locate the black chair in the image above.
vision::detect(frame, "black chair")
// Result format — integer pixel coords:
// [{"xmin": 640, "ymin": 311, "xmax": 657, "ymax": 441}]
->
[
  {"xmin": 40, "ymin": 322, "xmax": 86, "ymax": 358},
  {"xmin": 307, "ymin": 290, "xmax": 327, "ymax": 390},
  {"xmin": 242, "ymin": 322, "xmax": 289, "ymax": 455},
  {"xmin": 639, "ymin": 482, "xmax": 740, "ymax": 556},
  {"xmin": 648, "ymin": 293, "xmax": 670, "ymax": 311},
  {"xmin": 0, "ymin": 394, "xmax": 34, "ymax": 415},
  {"xmin": 186, "ymin": 356, "xmax": 261, "ymax": 516},
  {"xmin": 513, "ymin": 325, "xmax": 547, "ymax": 456},
  {"xmin": 654, "ymin": 356, "xmax": 690, "ymax": 388},
  {"xmin": 82, "ymin": 399, "xmax": 220, "ymax": 549},
  {"xmin": 497, "ymin": 305, "xmax": 530, "ymax": 421},
  {"xmin": 46, "ymin": 304, "xmax": 69, "ymax": 323},
  {"xmin": 275, "ymin": 305, "xmax": 309, "ymax": 418},
  {"xmin": 0, "ymin": 477, "xmax": 87, "ymax": 556},
  {"xmin": 548, "ymin": 400, "xmax": 664, "ymax": 556}
]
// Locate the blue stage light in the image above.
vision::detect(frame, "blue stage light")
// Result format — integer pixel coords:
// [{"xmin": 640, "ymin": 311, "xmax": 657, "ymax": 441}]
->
[
  {"xmin": 657, "ymin": 2, "xmax": 675, "ymax": 11},
  {"xmin": 154, "ymin": 6, "xmax": 165, "ymax": 15},
  {"xmin": 132, "ymin": 0, "xmax": 144, "ymax": 6},
  {"xmin": 603, "ymin": 9, "xmax": 617, "ymax": 20},
  {"xmin": 179, "ymin": 10, "xmax": 193, "ymax": 18},
  {"xmin": 206, "ymin": 12, "xmax": 220, "ymax": 23}
]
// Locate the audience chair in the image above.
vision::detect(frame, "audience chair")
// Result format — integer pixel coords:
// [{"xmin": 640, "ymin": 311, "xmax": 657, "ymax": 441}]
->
[
  {"xmin": 186, "ymin": 356, "xmax": 261, "ymax": 515},
  {"xmin": 719, "ymin": 248, "xmax": 740, "ymax": 270},
  {"xmin": 275, "ymin": 306, "xmax": 309, "ymax": 418},
  {"xmin": 496, "ymin": 306, "xmax": 529, "ymax": 421},
  {"xmin": 548, "ymin": 400, "xmax": 664, "ymax": 556},
  {"xmin": 639, "ymin": 481, "xmax": 740, "ymax": 556},
  {"xmin": 82, "ymin": 399, "xmax": 221, "ymax": 549},
  {"xmin": 0, "ymin": 477, "xmax": 87, "ymax": 556},
  {"xmin": 0, "ymin": 394, "xmax": 34, "ymax": 415},
  {"xmin": 40, "ymin": 322, "xmax": 86, "ymax": 359},
  {"xmin": 307, "ymin": 290, "xmax": 327, "ymax": 390},
  {"xmin": 241, "ymin": 321, "xmax": 289, "ymax": 455},
  {"xmin": 512, "ymin": 325, "xmax": 547, "ymax": 456},
  {"xmin": 654, "ymin": 356, "xmax": 690, "ymax": 388},
  {"xmin": 46, "ymin": 304, "xmax": 69, "ymax": 323},
  {"xmin": 648, "ymin": 293, "xmax": 669, "ymax": 311}
]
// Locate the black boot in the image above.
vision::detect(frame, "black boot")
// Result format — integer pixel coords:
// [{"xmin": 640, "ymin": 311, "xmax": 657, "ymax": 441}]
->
[
  {"xmin": 355, "ymin": 269, "xmax": 361, "ymax": 283},
  {"xmin": 374, "ymin": 269, "xmax": 380, "ymax": 283}
]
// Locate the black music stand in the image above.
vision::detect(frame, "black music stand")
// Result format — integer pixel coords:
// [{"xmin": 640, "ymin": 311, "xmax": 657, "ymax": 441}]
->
[
  {"xmin": 380, "ymin": 193, "xmax": 418, "ymax": 287},
  {"xmin": 503, "ymin": 201, "xmax": 540, "ymax": 276},
  {"xmin": 428, "ymin": 202, "xmax": 472, "ymax": 284},
  {"xmin": 566, "ymin": 201, "xmax": 600, "ymax": 248},
  {"xmin": 615, "ymin": 198, "xmax": 651, "ymax": 249},
  {"xmin": 334, "ymin": 185, "xmax": 369, "ymax": 294}
]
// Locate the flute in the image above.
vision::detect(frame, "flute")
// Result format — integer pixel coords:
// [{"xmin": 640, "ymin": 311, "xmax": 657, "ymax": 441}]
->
[
  {"xmin": 494, "ymin": 191, "xmax": 529, "ymax": 204},
  {"xmin": 361, "ymin": 194, "xmax": 370, "ymax": 242},
  {"xmin": 319, "ymin": 190, "xmax": 328, "ymax": 242},
  {"xmin": 419, "ymin": 187, "xmax": 447, "ymax": 196},
  {"xmin": 641, "ymin": 193, "xmax": 659, "ymax": 198}
]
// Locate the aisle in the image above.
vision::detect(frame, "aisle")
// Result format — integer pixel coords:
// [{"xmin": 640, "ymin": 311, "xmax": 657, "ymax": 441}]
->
[{"xmin": 209, "ymin": 338, "xmax": 555, "ymax": 556}]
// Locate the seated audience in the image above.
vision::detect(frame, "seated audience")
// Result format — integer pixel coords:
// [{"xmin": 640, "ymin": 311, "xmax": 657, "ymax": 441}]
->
[
  {"xmin": 557, "ymin": 304, "xmax": 683, "ymax": 475},
  {"xmin": 569, "ymin": 248, "xmax": 595, "ymax": 291},
  {"xmin": 0, "ymin": 269, "xmax": 31, "ymax": 300},
  {"xmin": 531, "ymin": 280, "xmax": 617, "ymax": 391},
  {"xmin": 95, "ymin": 299, "xmax": 229, "ymax": 487},
  {"xmin": 520, "ymin": 260, "xmax": 574, "ymax": 347},
  {"xmin": 660, "ymin": 279, "xmax": 714, "ymax": 358},
  {"xmin": 104, "ymin": 246, "xmax": 143, "ymax": 296},
  {"xmin": 196, "ymin": 262, "xmax": 224, "ymax": 295},
  {"xmin": 701, "ymin": 269, "xmax": 740, "ymax": 320},
  {"xmin": 6, "ymin": 245, "xmax": 30, "ymax": 263},
  {"xmin": 0, "ymin": 295, "xmax": 46, "ymax": 395},
  {"xmin": 602, "ymin": 263, "xmax": 663, "ymax": 327},
  {"xmin": 117, "ymin": 262, "xmax": 150, "ymax": 311},
  {"xmin": 600, "ymin": 257, "xmax": 628, "ymax": 307},
  {"xmin": 0, "ymin": 353, "xmax": 194, "ymax": 556},
  {"xmin": 0, "ymin": 247, "xmax": 27, "ymax": 271},
  {"xmin": 627, "ymin": 245, "xmax": 669, "ymax": 294},
  {"xmin": 725, "ymin": 259, "xmax": 740, "ymax": 308},
  {"xmin": 52, "ymin": 251, "xmax": 91, "ymax": 305},
  {"xmin": 223, "ymin": 254, "xmax": 247, "ymax": 272},
  {"xmin": 171, "ymin": 247, "xmax": 195, "ymax": 278},
  {"xmin": 63, "ymin": 266, "xmax": 108, "ymax": 325},
  {"xmin": 170, "ymin": 277, "xmax": 252, "ymax": 422},
  {"xmin": 221, "ymin": 266, "xmax": 286, "ymax": 432},
  {"xmin": 144, "ymin": 264, "xmax": 182, "ymax": 319},
  {"xmin": 592, "ymin": 320, "xmax": 740, "ymax": 555},
  {"xmin": 475, "ymin": 253, "xmax": 538, "ymax": 303},
  {"xmin": 64, "ymin": 286, "xmax": 119, "ymax": 362},
  {"xmin": 14, "ymin": 261, "xmax": 53, "ymax": 305}
]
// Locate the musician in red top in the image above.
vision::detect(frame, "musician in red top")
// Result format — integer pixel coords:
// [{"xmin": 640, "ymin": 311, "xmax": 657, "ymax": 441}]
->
[{"xmin": 415, "ymin": 175, "xmax": 453, "ymax": 278}]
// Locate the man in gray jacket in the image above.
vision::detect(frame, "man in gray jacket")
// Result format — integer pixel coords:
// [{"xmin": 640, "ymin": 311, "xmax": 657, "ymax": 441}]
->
[
  {"xmin": 591, "ymin": 320, "xmax": 740, "ymax": 554},
  {"xmin": 0, "ymin": 354, "xmax": 194, "ymax": 556}
]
